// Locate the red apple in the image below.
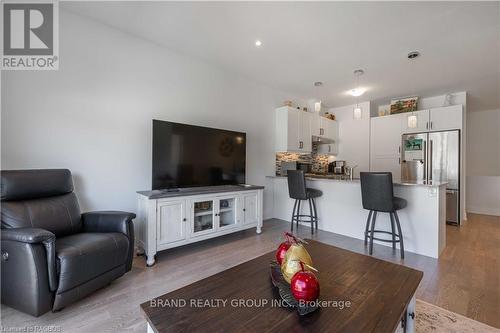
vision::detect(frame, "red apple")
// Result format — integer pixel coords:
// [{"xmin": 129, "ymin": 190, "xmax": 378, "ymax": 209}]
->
[
  {"xmin": 290, "ymin": 262, "xmax": 320, "ymax": 302},
  {"xmin": 275, "ymin": 232, "xmax": 296, "ymax": 265},
  {"xmin": 276, "ymin": 241, "xmax": 291, "ymax": 265}
]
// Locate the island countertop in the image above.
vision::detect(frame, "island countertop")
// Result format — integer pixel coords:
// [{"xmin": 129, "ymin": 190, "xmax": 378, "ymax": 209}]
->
[
  {"xmin": 266, "ymin": 175, "xmax": 447, "ymax": 258},
  {"xmin": 266, "ymin": 175, "xmax": 447, "ymax": 187}
]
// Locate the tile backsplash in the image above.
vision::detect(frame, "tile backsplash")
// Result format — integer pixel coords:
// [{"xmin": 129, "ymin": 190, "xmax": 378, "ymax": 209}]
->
[{"xmin": 275, "ymin": 143, "xmax": 330, "ymax": 175}]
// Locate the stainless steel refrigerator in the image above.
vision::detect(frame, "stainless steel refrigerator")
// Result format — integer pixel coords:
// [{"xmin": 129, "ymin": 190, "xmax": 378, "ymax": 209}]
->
[{"xmin": 401, "ymin": 130, "xmax": 460, "ymax": 224}]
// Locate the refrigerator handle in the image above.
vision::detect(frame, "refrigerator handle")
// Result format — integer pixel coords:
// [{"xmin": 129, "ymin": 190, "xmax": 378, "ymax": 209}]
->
[
  {"xmin": 423, "ymin": 140, "xmax": 427, "ymax": 180},
  {"xmin": 429, "ymin": 140, "xmax": 433, "ymax": 181}
]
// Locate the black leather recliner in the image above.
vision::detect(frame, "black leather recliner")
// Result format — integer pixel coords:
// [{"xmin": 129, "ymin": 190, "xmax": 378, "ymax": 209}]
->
[{"xmin": 1, "ymin": 169, "xmax": 135, "ymax": 316}]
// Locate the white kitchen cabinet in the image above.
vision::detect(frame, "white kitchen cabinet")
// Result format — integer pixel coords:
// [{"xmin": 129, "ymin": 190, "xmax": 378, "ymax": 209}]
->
[
  {"xmin": 311, "ymin": 113, "xmax": 323, "ymax": 137},
  {"xmin": 323, "ymin": 118, "xmax": 338, "ymax": 142},
  {"xmin": 311, "ymin": 114, "xmax": 338, "ymax": 142},
  {"xmin": 275, "ymin": 106, "xmax": 312, "ymax": 153},
  {"xmin": 370, "ymin": 113, "xmax": 404, "ymax": 181},
  {"xmin": 317, "ymin": 143, "xmax": 338, "ymax": 155},
  {"xmin": 370, "ymin": 114, "xmax": 404, "ymax": 158},
  {"xmin": 429, "ymin": 105, "xmax": 463, "ymax": 131},
  {"xmin": 156, "ymin": 200, "xmax": 187, "ymax": 246},
  {"xmin": 370, "ymin": 157, "xmax": 402, "ymax": 182},
  {"xmin": 299, "ymin": 111, "xmax": 312, "ymax": 153},
  {"xmin": 401, "ymin": 110, "xmax": 430, "ymax": 134}
]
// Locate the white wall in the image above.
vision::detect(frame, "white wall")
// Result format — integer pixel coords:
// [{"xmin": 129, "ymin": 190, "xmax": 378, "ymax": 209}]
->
[
  {"xmin": 466, "ymin": 108, "xmax": 500, "ymax": 216},
  {"xmin": 327, "ymin": 101, "xmax": 370, "ymax": 178},
  {"xmin": 1, "ymin": 10, "xmax": 298, "ymax": 216}
]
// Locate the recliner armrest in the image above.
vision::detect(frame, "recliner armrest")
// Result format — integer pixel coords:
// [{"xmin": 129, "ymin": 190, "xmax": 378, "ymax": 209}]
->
[
  {"xmin": 1, "ymin": 227, "xmax": 55, "ymax": 244},
  {"xmin": 82, "ymin": 211, "xmax": 136, "ymax": 236},
  {"xmin": 1, "ymin": 228, "xmax": 58, "ymax": 292},
  {"xmin": 82, "ymin": 211, "xmax": 136, "ymax": 272}
]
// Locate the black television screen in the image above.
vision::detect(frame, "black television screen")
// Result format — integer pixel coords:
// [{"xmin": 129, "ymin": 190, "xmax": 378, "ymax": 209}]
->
[{"xmin": 152, "ymin": 120, "xmax": 246, "ymax": 190}]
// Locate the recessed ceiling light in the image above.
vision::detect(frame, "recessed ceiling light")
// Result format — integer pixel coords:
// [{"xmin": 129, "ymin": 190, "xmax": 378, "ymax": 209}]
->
[
  {"xmin": 408, "ymin": 51, "xmax": 420, "ymax": 59},
  {"xmin": 349, "ymin": 87, "xmax": 366, "ymax": 97},
  {"xmin": 255, "ymin": 40, "xmax": 262, "ymax": 47},
  {"xmin": 314, "ymin": 81, "xmax": 323, "ymax": 87}
]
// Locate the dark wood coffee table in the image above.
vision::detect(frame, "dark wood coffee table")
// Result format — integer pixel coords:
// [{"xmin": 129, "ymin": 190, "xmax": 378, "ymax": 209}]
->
[{"xmin": 141, "ymin": 240, "xmax": 423, "ymax": 333}]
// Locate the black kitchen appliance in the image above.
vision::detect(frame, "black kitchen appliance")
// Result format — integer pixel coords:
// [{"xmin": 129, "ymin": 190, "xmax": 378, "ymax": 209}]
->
[{"xmin": 332, "ymin": 160, "xmax": 346, "ymax": 175}]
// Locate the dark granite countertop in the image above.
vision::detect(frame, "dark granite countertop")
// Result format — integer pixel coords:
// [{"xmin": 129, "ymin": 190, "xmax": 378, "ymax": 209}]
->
[
  {"xmin": 137, "ymin": 184, "xmax": 264, "ymax": 199},
  {"xmin": 267, "ymin": 175, "xmax": 447, "ymax": 187}
]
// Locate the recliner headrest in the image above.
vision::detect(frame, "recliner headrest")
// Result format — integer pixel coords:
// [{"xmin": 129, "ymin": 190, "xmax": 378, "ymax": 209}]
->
[{"xmin": 1, "ymin": 169, "xmax": 74, "ymax": 201}]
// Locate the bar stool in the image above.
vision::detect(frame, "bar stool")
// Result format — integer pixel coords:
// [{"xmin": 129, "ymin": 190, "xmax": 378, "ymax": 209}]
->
[
  {"xmin": 360, "ymin": 172, "xmax": 406, "ymax": 259},
  {"xmin": 287, "ymin": 170, "xmax": 322, "ymax": 234}
]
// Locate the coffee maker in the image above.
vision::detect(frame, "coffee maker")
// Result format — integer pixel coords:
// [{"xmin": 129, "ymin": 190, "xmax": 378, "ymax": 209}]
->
[{"xmin": 328, "ymin": 160, "xmax": 346, "ymax": 175}]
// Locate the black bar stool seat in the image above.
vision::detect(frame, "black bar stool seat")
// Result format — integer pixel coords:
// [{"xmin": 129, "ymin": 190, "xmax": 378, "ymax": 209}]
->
[
  {"xmin": 287, "ymin": 170, "xmax": 321, "ymax": 234},
  {"xmin": 360, "ymin": 172, "xmax": 406, "ymax": 259},
  {"xmin": 307, "ymin": 188, "xmax": 323, "ymax": 198}
]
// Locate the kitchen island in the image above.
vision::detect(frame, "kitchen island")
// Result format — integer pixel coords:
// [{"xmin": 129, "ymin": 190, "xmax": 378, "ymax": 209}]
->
[{"xmin": 266, "ymin": 175, "xmax": 447, "ymax": 258}]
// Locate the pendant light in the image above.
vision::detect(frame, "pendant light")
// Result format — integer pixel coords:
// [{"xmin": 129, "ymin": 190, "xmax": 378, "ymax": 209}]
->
[
  {"xmin": 407, "ymin": 114, "xmax": 418, "ymax": 128},
  {"xmin": 406, "ymin": 51, "xmax": 420, "ymax": 128},
  {"xmin": 352, "ymin": 69, "xmax": 364, "ymax": 120},
  {"xmin": 314, "ymin": 81, "xmax": 323, "ymax": 114},
  {"xmin": 314, "ymin": 101, "xmax": 322, "ymax": 113}
]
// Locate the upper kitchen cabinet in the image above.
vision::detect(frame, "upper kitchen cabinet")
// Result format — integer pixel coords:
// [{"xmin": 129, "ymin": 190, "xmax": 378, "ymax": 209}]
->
[
  {"xmin": 275, "ymin": 106, "xmax": 312, "ymax": 153},
  {"xmin": 311, "ymin": 114, "xmax": 338, "ymax": 142},
  {"xmin": 317, "ymin": 142, "xmax": 338, "ymax": 156},
  {"xmin": 370, "ymin": 113, "xmax": 405, "ymax": 181},
  {"xmin": 401, "ymin": 109, "xmax": 430, "ymax": 133},
  {"xmin": 370, "ymin": 113, "xmax": 404, "ymax": 158},
  {"xmin": 429, "ymin": 105, "xmax": 463, "ymax": 131}
]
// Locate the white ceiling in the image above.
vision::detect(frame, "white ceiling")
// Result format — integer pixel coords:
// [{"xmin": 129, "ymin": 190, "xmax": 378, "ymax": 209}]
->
[{"xmin": 64, "ymin": 2, "xmax": 500, "ymax": 111}]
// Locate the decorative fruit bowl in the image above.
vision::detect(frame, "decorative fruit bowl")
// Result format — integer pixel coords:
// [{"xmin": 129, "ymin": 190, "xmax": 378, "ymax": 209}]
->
[{"xmin": 270, "ymin": 232, "xmax": 320, "ymax": 316}]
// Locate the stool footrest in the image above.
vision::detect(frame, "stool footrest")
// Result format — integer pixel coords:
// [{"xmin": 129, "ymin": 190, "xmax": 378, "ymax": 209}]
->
[{"xmin": 365, "ymin": 230, "xmax": 401, "ymax": 243}]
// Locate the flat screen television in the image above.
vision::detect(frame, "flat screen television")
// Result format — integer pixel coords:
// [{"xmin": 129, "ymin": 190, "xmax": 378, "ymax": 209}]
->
[{"xmin": 152, "ymin": 119, "xmax": 246, "ymax": 190}]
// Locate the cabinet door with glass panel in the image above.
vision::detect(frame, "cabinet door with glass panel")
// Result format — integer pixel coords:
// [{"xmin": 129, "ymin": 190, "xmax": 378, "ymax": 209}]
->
[
  {"xmin": 190, "ymin": 198, "xmax": 217, "ymax": 237},
  {"xmin": 216, "ymin": 195, "xmax": 239, "ymax": 230}
]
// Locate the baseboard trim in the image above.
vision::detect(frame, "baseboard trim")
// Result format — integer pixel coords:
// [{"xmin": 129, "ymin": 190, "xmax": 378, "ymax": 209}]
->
[{"xmin": 466, "ymin": 207, "xmax": 500, "ymax": 217}]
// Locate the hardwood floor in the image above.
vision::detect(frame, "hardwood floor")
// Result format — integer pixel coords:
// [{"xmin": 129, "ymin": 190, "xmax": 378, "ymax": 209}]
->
[{"xmin": 1, "ymin": 213, "xmax": 499, "ymax": 332}]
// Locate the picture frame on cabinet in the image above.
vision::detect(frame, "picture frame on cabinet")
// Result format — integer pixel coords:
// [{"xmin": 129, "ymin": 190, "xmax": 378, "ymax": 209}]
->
[{"xmin": 390, "ymin": 96, "xmax": 418, "ymax": 114}]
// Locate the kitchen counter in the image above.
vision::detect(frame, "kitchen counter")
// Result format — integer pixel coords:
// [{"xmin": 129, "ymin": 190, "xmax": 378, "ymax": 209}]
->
[
  {"xmin": 267, "ymin": 175, "xmax": 447, "ymax": 187},
  {"xmin": 266, "ymin": 175, "xmax": 446, "ymax": 258}
]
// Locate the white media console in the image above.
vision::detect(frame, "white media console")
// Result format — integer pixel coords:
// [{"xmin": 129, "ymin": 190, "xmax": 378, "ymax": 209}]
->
[{"xmin": 136, "ymin": 185, "xmax": 264, "ymax": 266}]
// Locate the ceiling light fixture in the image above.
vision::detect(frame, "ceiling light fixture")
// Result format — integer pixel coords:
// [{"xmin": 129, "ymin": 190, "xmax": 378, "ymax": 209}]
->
[
  {"xmin": 351, "ymin": 69, "xmax": 365, "ymax": 120},
  {"xmin": 255, "ymin": 40, "xmax": 262, "ymax": 47},
  {"xmin": 350, "ymin": 87, "xmax": 366, "ymax": 97},
  {"xmin": 314, "ymin": 81, "xmax": 323, "ymax": 87}
]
